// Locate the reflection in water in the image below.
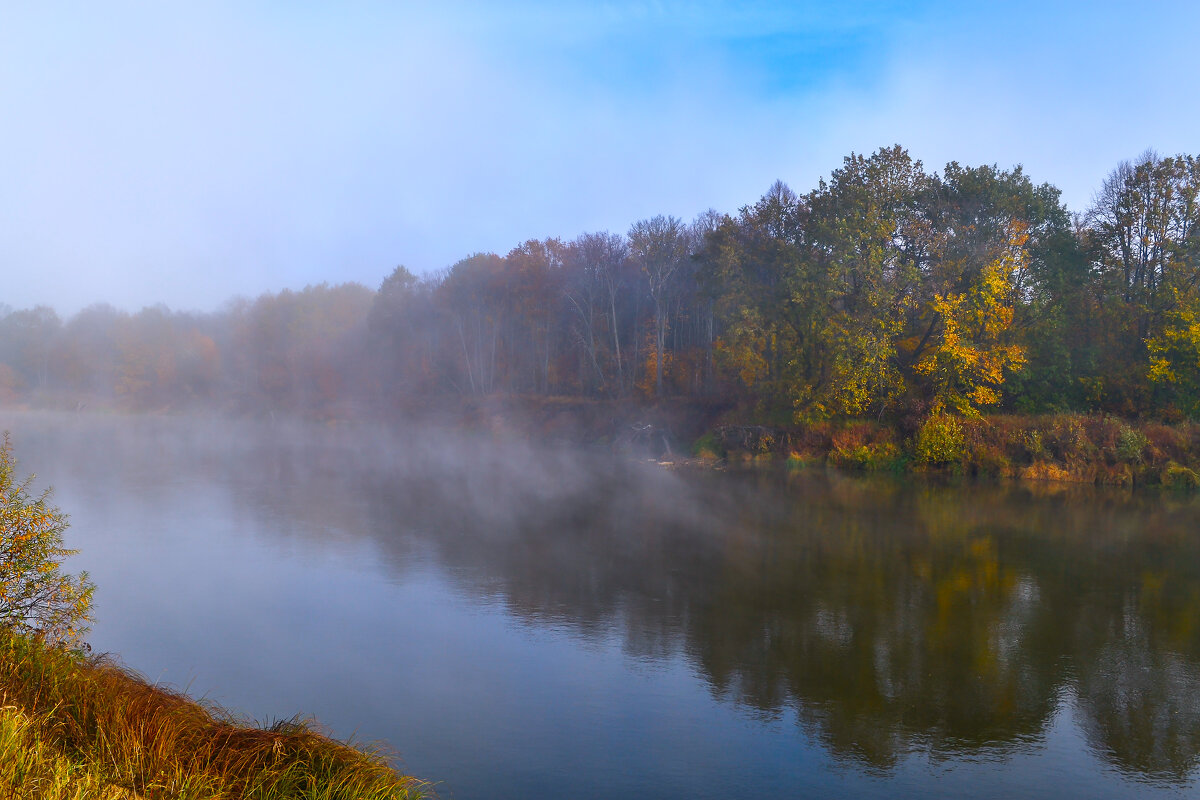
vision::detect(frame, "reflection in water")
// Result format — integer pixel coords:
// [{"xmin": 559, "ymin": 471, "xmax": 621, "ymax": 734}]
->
[
  {"xmin": 368, "ymin": 458, "xmax": 1200, "ymax": 782},
  {"xmin": 6, "ymin": 412, "xmax": 1200, "ymax": 791}
]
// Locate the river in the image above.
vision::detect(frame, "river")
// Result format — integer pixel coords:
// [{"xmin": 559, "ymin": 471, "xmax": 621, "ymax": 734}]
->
[{"xmin": 3, "ymin": 411, "xmax": 1199, "ymax": 798}]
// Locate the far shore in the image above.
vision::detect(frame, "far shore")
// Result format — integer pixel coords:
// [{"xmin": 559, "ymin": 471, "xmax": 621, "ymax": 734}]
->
[{"xmin": 4, "ymin": 398, "xmax": 1198, "ymax": 490}]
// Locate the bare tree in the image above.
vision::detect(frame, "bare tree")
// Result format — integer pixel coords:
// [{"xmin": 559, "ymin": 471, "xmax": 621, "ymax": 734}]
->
[
  {"xmin": 629, "ymin": 215, "xmax": 689, "ymax": 396},
  {"xmin": 565, "ymin": 232, "xmax": 629, "ymax": 395}
]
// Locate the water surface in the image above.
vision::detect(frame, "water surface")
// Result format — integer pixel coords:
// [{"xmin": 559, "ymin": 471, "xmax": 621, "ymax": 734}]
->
[{"xmin": 3, "ymin": 411, "xmax": 1199, "ymax": 798}]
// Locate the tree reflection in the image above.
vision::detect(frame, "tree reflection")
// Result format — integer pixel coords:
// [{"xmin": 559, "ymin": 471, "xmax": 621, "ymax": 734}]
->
[
  {"xmin": 14, "ymin": 415, "xmax": 1200, "ymax": 782},
  {"xmin": 348, "ymin": 455, "xmax": 1200, "ymax": 780},
  {"xmin": 244, "ymin": 442, "xmax": 1200, "ymax": 780}
]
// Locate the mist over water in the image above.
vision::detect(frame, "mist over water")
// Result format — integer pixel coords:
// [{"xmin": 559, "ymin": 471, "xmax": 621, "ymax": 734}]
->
[{"xmin": 3, "ymin": 410, "xmax": 1200, "ymax": 799}]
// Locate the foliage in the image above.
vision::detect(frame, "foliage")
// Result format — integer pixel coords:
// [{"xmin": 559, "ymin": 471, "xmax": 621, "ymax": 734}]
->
[
  {"xmin": 802, "ymin": 146, "xmax": 928, "ymax": 419},
  {"xmin": 629, "ymin": 215, "xmax": 692, "ymax": 397},
  {"xmin": 0, "ymin": 435, "xmax": 93, "ymax": 642},
  {"xmin": 1162, "ymin": 462, "xmax": 1200, "ymax": 490},
  {"xmin": 1147, "ymin": 297, "xmax": 1200, "ymax": 416},
  {"xmin": 691, "ymin": 432, "xmax": 725, "ymax": 459},
  {"xmin": 1115, "ymin": 425, "xmax": 1149, "ymax": 464},
  {"xmin": 831, "ymin": 440, "xmax": 904, "ymax": 472},
  {"xmin": 912, "ymin": 223, "xmax": 1029, "ymax": 415},
  {"xmin": 0, "ymin": 145, "xmax": 1197, "ymax": 426},
  {"xmin": 913, "ymin": 414, "xmax": 966, "ymax": 465},
  {"xmin": 1022, "ymin": 430, "xmax": 1047, "ymax": 461}
]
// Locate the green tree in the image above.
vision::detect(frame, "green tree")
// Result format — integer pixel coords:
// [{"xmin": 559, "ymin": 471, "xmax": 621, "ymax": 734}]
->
[
  {"xmin": 803, "ymin": 146, "xmax": 932, "ymax": 418},
  {"xmin": 0, "ymin": 435, "xmax": 93, "ymax": 642},
  {"xmin": 697, "ymin": 182, "xmax": 810, "ymax": 414}
]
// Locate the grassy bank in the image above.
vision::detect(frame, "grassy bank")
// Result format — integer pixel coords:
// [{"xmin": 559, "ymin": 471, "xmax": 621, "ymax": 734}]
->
[
  {"xmin": 697, "ymin": 413, "xmax": 1200, "ymax": 487},
  {"xmin": 0, "ymin": 629, "xmax": 426, "ymax": 800}
]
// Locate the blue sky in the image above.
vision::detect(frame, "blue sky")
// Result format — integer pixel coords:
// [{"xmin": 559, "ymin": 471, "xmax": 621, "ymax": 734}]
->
[{"xmin": 2, "ymin": 1, "xmax": 1197, "ymax": 313}]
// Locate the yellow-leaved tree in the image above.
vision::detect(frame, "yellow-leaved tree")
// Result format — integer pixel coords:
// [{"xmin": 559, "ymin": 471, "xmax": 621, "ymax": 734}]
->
[
  {"xmin": 1147, "ymin": 292, "xmax": 1200, "ymax": 416},
  {"xmin": 913, "ymin": 222, "xmax": 1029, "ymax": 416},
  {"xmin": 0, "ymin": 434, "xmax": 93, "ymax": 642}
]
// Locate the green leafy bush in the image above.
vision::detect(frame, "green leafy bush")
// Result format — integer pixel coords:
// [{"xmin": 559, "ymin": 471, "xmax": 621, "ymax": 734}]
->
[
  {"xmin": 914, "ymin": 414, "xmax": 965, "ymax": 466},
  {"xmin": 1116, "ymin": 425, "xmax": 1148, "ymax": 464}
]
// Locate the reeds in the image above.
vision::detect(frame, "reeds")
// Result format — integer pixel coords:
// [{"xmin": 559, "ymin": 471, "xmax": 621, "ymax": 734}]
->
[{"xmin": 0, "ymin": 629, "xmax": 427, "ymax": 799}]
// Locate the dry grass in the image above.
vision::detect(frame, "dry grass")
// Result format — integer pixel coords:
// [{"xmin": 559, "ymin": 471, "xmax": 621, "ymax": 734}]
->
[
  {"xmin": 0, "ymin": 629, "xmax": 427, "ymax": 800},
  {"xmin": 716, "ymin": 413, "xmax": 1200, "ymax": 487},
  {"xmin": 0, "ymin": 704, "xmax": 140, "ymax": 799}
]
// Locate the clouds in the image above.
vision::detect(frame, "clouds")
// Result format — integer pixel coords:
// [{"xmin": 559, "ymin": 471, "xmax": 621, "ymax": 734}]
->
[{"xmin": 1, "ymin": 1, "xmax": 1196, "ymax": 313}]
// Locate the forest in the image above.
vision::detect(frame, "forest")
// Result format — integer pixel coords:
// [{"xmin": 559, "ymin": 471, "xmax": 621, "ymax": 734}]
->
[{"xmin": 2, "ymin": 146, "xmax": 1198, "ymax": 428}]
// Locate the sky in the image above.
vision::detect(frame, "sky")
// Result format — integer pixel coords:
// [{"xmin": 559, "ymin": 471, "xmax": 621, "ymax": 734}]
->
[{"xmin": 2, "ymin": 0, "xmax": 1198, "ymax": 315}]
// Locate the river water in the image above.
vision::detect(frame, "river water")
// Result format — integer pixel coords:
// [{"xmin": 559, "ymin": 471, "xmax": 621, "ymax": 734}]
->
[{"xmin": 3, "ymin": 411, "xmax": 1199, "ymax": 798}]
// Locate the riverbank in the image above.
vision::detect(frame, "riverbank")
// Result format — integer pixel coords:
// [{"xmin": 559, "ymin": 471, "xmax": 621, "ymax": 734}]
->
[
  {"xmin": 7, "ymin": 397, "xmax": 1200, "ymax": 488},
  {"xmin": 410, "ymin": 397, "xmax": 1200, "ymax": 487},
  {"xmin": 0, "ymin": 629, "xmax": 426, "ymax": 800},
  {"xmin": 696, "ymin": 413, "xmax": 1200, "ymax": 487}
]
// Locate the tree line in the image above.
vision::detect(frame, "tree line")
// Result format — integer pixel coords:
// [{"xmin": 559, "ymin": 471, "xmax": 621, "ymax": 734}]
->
[{"xmin": 2, "ymin": 145, "xmax": 1198, "ymax": 423}]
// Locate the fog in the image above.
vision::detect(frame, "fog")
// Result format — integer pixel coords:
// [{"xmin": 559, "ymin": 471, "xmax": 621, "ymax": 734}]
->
[
  {"xmin": 3, "ymin": 1, "xmax": 1197, "ymax": 313},
  {"xmin": 4, "ymin": 3, "xmax": 1200, "ymax": 794},
  {"xmin": 4, "ymin": 410, "xmax": 1200, "ymax": 797}
]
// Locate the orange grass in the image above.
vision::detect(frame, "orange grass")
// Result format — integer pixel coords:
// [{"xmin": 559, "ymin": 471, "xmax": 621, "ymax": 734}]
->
[{"xmin": 0, "ymin": 628, "xmax": 427, "ymax": 799}]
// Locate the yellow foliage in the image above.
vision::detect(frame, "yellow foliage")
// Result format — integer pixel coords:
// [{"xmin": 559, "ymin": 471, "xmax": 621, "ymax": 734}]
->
[
  {"xmin": 1147, "ymin": 296, "xmax": 1200, "ymax": 414},
  {"xmin": 714, "ymin": 329, "xmax": 768, "ymax": 388},
  {"xmin": 914, "ymin": 221, "xmax": 1029, "ymax": 416},
  {"xmin": 816, "ymin": 308, "xmax": 909, "ymax": 419},
  {"xmin": 635, "ymin": 329, "xmax": 672, "ymax": 398},
  {"xmin": 0, "ymin": 435, "xmax": 93, "ymax": 642}
]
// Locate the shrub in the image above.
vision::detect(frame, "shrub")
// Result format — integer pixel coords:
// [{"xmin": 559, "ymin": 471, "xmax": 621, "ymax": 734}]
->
[
  {"xmin": 691, "ymin": 433, "xmax": 725, "ymax": 460},
  {"xmin": 1142, "ymin": 422, "xmax": 1188, "ymax": 464},
  {"xmin": 967, "ymin": 443, "xmax": 1011, "ymax": 477},
  {"xmin": 913, "ymin": 414, "xmax": 965, "ymax": 466},
  {"xmin": 1115, "ymin": 425, "xmax": 1148, "ymax": 464},
  {"xmin": 831, "ymin": 441, "xmax": 904, "ymax": 472},
  {"xmin": 1022, "ymin": 430, "xmax": 1047, "ymax": 461},
  {"xmin": 1047, "ymin": 416, "xmax": 1097, "ymax": 462},
  {"xmin": 0, "ymin": 434, "xmax": 93, "ymax": 643},
  {"xmin": 1162, "ymin": 462, "xmax": 1200, "ymax": 490}
]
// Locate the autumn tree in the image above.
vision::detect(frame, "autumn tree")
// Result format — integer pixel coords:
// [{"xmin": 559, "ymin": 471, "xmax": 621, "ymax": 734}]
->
[
  {"xmin": 228, "ymin": 284, "xmax": 374, "ymax": 414},
  {"xmin": 0, "ymin": 435, "xmax": 93, "ymax": 642},
  {"xmin": 1087, "ymin": 151, "xmax": 1200, "ymax": 411},
  {"xmin": 1090, "ymin": 152, "xmax": 1199, "ymax": 321},
  {"xmin": 0, "ymin": 306, "xmax": 62, "ymax": 396},
  {"xmin": 563, "ymin": 232, "xmax": 629, "ymax": 395},
  {"xmin": 369, "ymin": 265, "xmax": 445, "ymax": 399},
  {"xmin": 697, "ymin": 181, "xmax": 812, "ymax": 414},
  {"xmin": 505, "ymin": 239, "xmax": 567, "ymax": 394},
  {"xmin": 802, "ymin": 146, "xmax": 932, "ymax": 418},
  {"xmin": 1147, "ymin": 293, "xmax": 1200, "ymax": 416},
  {"xmin": 435, "ymin": 253, "xmax": 508, "ymax": 395},
  {"xmin": 911, "ymin": 222, "xmax": 1029, "ymax": 415},
  {"xmin": 629, "ymin": 215, "xmax": 691, "ymax": 397},
  {"xmin": 581, "ymin": 232, "xmax": 636, "ymax": 395},
  {"xmin": 56, "ymin": 304, "xmax": 123, "ymax": 401},
  {"xmin": 902, "ymin": 163, "xmax": 1065, "ymax": 415}
]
